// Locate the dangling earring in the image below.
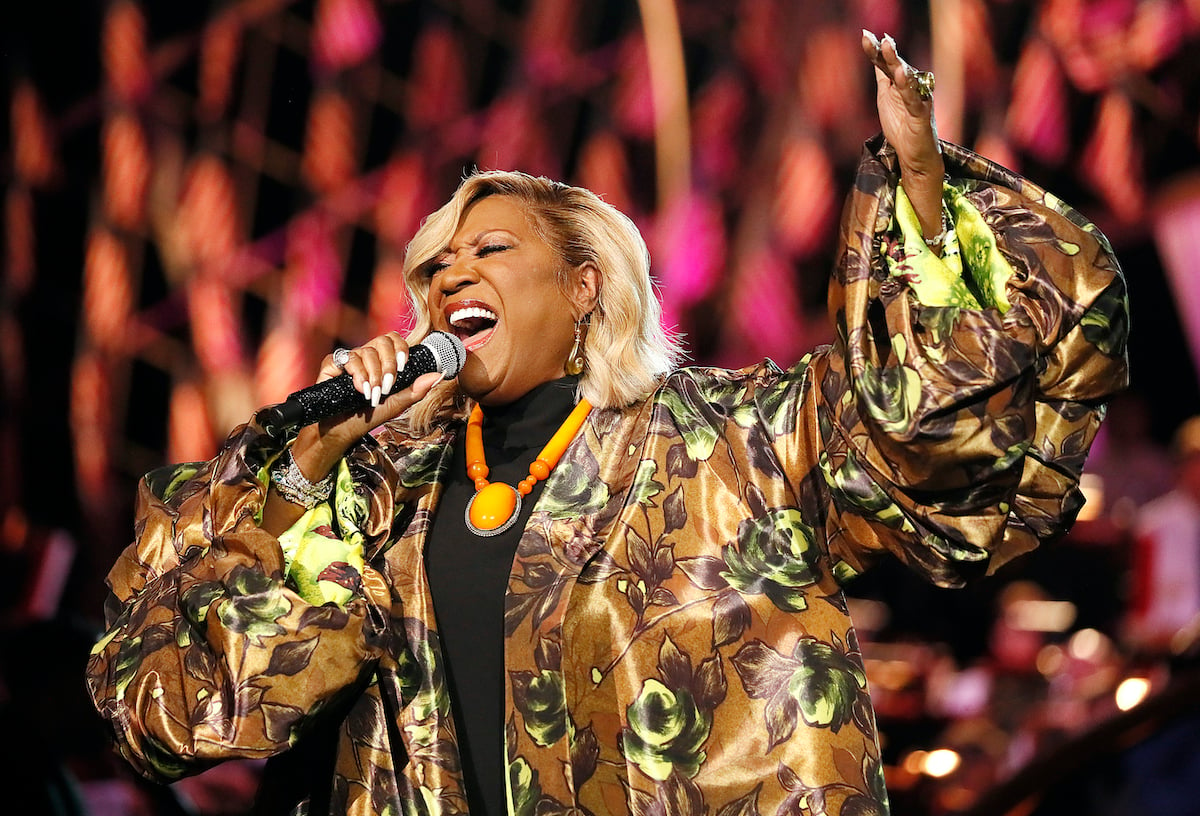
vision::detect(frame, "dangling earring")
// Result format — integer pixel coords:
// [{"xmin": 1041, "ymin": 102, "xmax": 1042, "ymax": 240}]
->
[{"xmin": 565, "ymin": 317, "xmax": 588, "ymax": 376}]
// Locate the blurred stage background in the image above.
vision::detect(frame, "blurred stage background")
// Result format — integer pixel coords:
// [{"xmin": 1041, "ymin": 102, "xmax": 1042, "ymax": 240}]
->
[{"xmin": 3, "ymin": 1, "xmax": 1200, "ymax": 814}]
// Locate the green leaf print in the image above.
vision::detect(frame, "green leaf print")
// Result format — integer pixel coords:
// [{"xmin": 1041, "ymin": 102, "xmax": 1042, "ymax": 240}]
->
[
  {"xmin": 788, "ymin": 637, "xmax": 866, "ymax": 732},
  {"xmin": 511, "ymin": 669, "xmax": 568, "ymax": 747},
  {"xmin": 216, "ymin": 567, "xmax": 291, "ymax": 643},
  {"xmin": 157, "ymin": 462, "xmax": 201, "ymax": 502},
  {"xmin": 395, "ymin": 443, "xmax": 447, "ymax": 489},
  {"xmin": 855, "ymin": 334, "xmax": 922, "ymax": 436},
  {"xmin": 179, "ymin": 581, "xmax": 226, "ymax": 630},
  {"xmin": 819, "ymin": 448, "xmax": 907, "ymax": 530},
  {"xmin": 538, "ymin": 444, "xmax": 610, "ymax": 519},
  {"xmin": 1078, "ymin": 278, "xmax": 1129, "ymax": 357},
  {"xmin": 656, "ymin": 375, "xmax": 745, "ymax": 462},
  {"xmin": 112, "ymin": 634, "xmax": 143, "ymax": 702},
  {"xmin": 732, "ymin": 636, "xmax": 867, "ymax": 749},
  {"xmin": 622, "ymin": 679, "xmax": 712, "ymax": 781},
  {"xmin": 507, "ymin": 755, "xmax": 541, "ymax": 816},
  {"xmin": 721, "ymin": 509, "xmax": 819, "ymax": 612},
  {"xmin": 629, "ymin": 458, "xmax": 665, "ymax": 508},
  {"xmin": 333, "ymin": 458, "xmax": 369, "ymax": 530},
  {"xmin": 757, "ymin": 365, "xmax": 807, "ymax": 439}
]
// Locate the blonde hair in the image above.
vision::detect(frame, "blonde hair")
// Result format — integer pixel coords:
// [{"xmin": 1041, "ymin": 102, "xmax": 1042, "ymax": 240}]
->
[{"xmin": 400, "ymin": 170, "xmax": 684, "ymax": 430}]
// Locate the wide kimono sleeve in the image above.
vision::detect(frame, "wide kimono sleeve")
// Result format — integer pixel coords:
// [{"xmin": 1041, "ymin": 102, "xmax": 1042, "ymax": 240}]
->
[
  {"xmin": 84, "ymin": 416, "xmax": 403, "ymax": 781},
  {"xmin": 791, "ymin": 136, "xmax": 1129, "ymax": 587}
]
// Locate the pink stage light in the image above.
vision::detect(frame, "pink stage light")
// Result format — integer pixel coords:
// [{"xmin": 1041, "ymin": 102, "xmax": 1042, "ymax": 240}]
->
[
  {"xmin": 167, "ymin": 380, "xmax": 216, "ymax": 464},
  {"xmin": 83, "ymin": 228, "xmax": 133, "ymax": 352},
  {"xmin": 1128, "ymin": 0, "xmax": 1186, "ymax": 71},
  {"xmin": 774, "ymin": 134, "xmax": 837, "ymax": 260},
  {"xmin": 11, "ymin": 82, "xmax": 57, "ymax": 188},
  {"xmin": 1080, "ymin": 91, "xmax": 1145, "ymax": 224},
  {"xmin": 312, "ymin": 0, "xmax": 383, "ymax": 74},
  {"xmin": 368, "ymin": 255, "xmax": 414, "ymax": 337},
  {"xmin": 724, "ymin": 248, "xmax": 806, "ymax": 366},
  {"xmin": 188, "ymin": 276, "xmax": 247, "ymax": 374},
  {"xmin": 476, "ymin": 91, "xmax": 558, "ymax": 178},
  {"xmin": 406, "ymin": 25, "xmax": 468, "ymax": 130},
  {"xmin": 1153, "ymin": 179, "xmax": 1200, "ymax": 384},
  {"xmin": 70, "ymin": 352, "xmax": 113, "ymax": 507},
  {"xmin": 521, "ymin": 0, "xmax": 578, "ymax": 89},
  {"xmin": 577, "ymin": 131, "xmax": 635, "ymax": 218},
  {"xmin": 283, "ymin": 215, "xmax": 345, "ymax": 326},
  {"xmin": 799, "ymin": 27, "xmax": 867, "ymax": 132},
  {"xmin": 102, "ymin": 112, "xmax": 150, "ymax": 231},
  {"xmin": 6, "ymin": 189, "xmax": 35, "ymax": 294},
  {"xmin": 852, "ymin": 0, "xmax": 901, "ymax": 42},
  {"xmin": 102, "ymin": 0, "xmax": 150, "ymax": 105},
  {"xmin": 178, "ymin": 156, "xmax": 240, "ymax": 269},
  {"xmin": 303, "ymin": 91, "xmax": 356, "ymax": 194},
  {"xmin": 199, "ymin": 17, "xmax": 242, "ymax": 121},
  {"xmin": 691, "ymin": 74, "xmax": 748, "ymax": 191},
  {"xmin": 1006, "ymin": 39, "xmax": 1069, "ymax": 165},
  {"xmin": 375, "ymin": 153, "xmax": 433, "ymax": 251},
  {"xmin": 255, "ymin": 323, "xmax": 314, "ymax": 409},
  {"xmin": 613, "ymin": 34, "xmax": 656, "ymax": 140},
  {"xmin": 655, "ymin": 193, "xmax": 726, "ymax": 333},
  {"xmin": 733, "ymin": 0, "xmax": 788, "ymax": 93}
]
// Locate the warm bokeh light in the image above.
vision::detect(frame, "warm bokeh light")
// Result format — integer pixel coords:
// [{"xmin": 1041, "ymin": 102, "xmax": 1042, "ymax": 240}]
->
[
  {"xmin": 1068, "ymin": 628, "xmax": 1106, "ymax": 662},
  {"xmin": 1114, "ymin": 677, "xmax": 1151, "ymax": 711},
  {"xmin": 1076, "ymin": 473, "xmax": 1106, "ymax": 521},
  {"xmin": 1007, "ymin": 599, "xmax": 1078, "ymax": 633},
  {"xmin": 902, "ymin": 750, "xmax": 927, "ymax": 776},
  {"xmin": 922, "ymin": 749, "xmax": 962, "ymax": 778},
  {"xmin": 1036, "ymin": 643, "xmax": 1065, "ymax": 678}
]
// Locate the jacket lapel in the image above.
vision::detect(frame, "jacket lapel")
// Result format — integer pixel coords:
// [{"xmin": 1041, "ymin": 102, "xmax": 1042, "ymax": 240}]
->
[
  {"xmin": 374, "ymin": 424, "xmax": 470, "ymax": 811},
  {"xmin": 502, "ymin": 401, "xmax": 654, "ymax": 810}
]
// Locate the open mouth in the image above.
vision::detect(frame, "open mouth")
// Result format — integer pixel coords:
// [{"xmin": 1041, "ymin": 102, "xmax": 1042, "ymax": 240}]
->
[{"xmin": 446, "ymin": 301, "xmax": 498, "ymax": 352}]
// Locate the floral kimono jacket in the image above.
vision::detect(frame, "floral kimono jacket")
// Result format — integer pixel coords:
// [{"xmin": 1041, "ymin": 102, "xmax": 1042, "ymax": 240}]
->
[{"xmin": 87, "ymin": 139, "xmax": 1129, "ymax": 816}]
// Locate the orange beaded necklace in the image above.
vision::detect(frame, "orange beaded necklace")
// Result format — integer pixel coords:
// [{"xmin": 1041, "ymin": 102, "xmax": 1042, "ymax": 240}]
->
[{"xmin": 464, "ymin": 398, "xmax": 593, "ymax": 536}]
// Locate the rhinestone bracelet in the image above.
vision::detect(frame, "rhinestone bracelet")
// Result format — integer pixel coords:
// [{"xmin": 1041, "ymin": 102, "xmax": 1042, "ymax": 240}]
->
[
  {"xmin": 269, "ymin": 447, "xmax": 334, "ymax": 508},
  {"xmin": 923, "ymin": 201, "xmax": 952, "ymax": 247}
]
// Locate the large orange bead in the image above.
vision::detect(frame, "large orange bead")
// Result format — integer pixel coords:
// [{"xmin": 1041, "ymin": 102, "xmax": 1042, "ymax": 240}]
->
[
  {"xmin": 528, "ymin": 459, "xmax": 551, "ymax": 480},
  {"xmin": 468, "ymin": 482, "xmax": 519, "ymax": 531}
]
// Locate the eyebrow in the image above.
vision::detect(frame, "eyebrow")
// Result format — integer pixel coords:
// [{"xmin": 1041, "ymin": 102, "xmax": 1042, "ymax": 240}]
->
[{"xmin": 442, "ymin": 228, "xmax": 517, "ymax": 255}]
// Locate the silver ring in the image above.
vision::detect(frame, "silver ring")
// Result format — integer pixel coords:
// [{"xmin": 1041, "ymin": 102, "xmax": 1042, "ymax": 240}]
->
[{"xmin": 332, "ymin": 347, "xmax": 352, "ymax": 369}]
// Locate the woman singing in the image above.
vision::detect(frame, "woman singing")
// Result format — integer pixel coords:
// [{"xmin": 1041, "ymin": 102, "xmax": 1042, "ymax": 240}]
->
[{"xmin": 87, "ymin": 33, "xmax": 1129, "ymax": 816}]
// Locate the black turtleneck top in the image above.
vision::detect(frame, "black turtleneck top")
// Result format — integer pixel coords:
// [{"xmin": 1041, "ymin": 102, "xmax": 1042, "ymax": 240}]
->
[{"xmin": 424, "ymin": 376, "xmax": 580, "ymax": 816}]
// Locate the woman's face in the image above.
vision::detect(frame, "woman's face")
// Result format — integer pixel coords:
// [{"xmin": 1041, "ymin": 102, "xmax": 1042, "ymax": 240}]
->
[{"xmin": 425, "ymin": 195, "xmax": 595, "ymax": 406}]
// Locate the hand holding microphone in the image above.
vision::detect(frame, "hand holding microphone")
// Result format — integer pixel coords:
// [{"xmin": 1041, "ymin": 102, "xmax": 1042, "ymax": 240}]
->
[
  {"xmin": 261, "ymin": 331, "xmax": 466, "ymax": 438},
  {"xmin": 260, "ymin": 331, "xmax": 464, "ymax": 534}
]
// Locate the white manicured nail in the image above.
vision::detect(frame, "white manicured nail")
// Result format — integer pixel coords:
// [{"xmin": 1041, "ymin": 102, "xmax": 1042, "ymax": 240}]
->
[
  {"xmin": 382, "ymin": 372, "xmax": 395, "ymax": 394},
  {"xmin": 395, "ymin": 351, "xmax": 407, "ymax": 371},
  {"xmin": 363, "ymin": 381, "xmax": 372, "ymax": 400},
  {"xmin": 371, "ymin": 385, "xmax": 382, "ymax": 407}
]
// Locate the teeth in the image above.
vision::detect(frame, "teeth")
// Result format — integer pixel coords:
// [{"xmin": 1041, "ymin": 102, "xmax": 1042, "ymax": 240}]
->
[{"xmin": 449, "ymin": 306, "xmax": 497, "ymax": 326}]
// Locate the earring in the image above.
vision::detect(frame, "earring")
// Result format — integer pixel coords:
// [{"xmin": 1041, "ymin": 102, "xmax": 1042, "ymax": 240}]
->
[{"xmin": 565, "ymin": 319, "xmax": 587, "ymax": 376}]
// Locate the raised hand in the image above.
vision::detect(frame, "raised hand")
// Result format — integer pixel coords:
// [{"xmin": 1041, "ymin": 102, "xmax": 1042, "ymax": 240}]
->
[{"xmin": 862, "ymin": 30, "xmax": 946, "ymax": 238}]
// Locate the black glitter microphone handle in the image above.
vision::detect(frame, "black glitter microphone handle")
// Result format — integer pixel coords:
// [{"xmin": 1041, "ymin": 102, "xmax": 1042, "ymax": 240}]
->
[{"xmin": 261, "ymin": 331, "xmax": 465, "ymax": 436}]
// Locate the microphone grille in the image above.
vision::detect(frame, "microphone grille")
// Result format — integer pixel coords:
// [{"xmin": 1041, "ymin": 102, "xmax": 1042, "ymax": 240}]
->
[{"xmin": 422, "ymin": 331, "xmax": 467, "ymax": 378}]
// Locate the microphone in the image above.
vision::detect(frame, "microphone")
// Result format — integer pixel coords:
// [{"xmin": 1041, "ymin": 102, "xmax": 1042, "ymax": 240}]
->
[{"xmin": 261, "ymin": 331, "xmax": 466, "ymax": 437}]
